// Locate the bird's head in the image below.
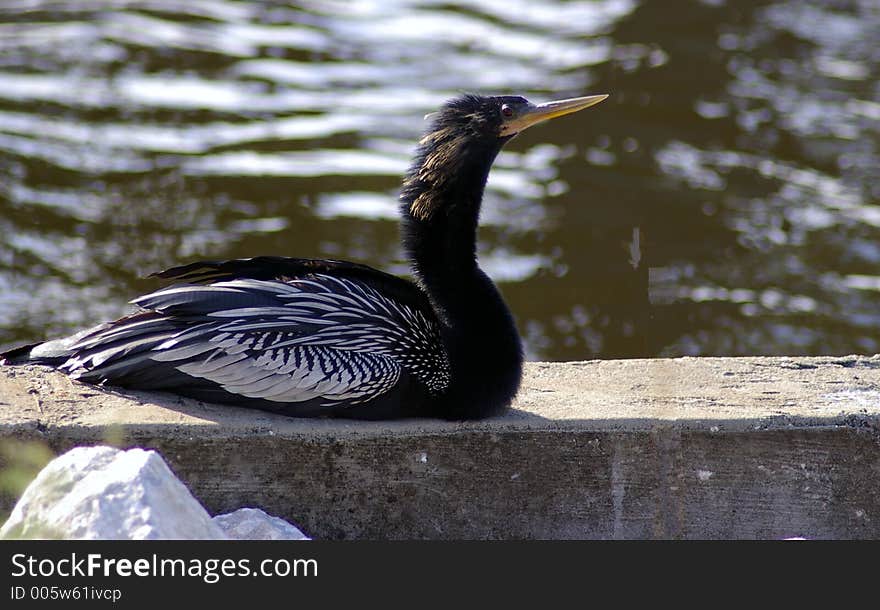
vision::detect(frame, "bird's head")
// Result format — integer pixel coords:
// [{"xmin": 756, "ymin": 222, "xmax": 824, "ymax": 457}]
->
[
  {"xmin": 402, "ymin": 92, "xmax": 608, "ymax": 221},
  {"xmin": 424, "ymin": 93, "xmax": 609, "ymax": 142}
]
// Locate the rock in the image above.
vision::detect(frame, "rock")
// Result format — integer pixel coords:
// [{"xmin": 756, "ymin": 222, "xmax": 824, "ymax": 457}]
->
[
  {"xmin": 0, "ymin": 445, "xmax": 227, "ymax": 540},
  {"xmin": 0, "ymin": 445, "xmax": 312, "ymax": 540},
  {"xmin": 213, "ymin": 508, "xmax": 309, "ymax": 540}
]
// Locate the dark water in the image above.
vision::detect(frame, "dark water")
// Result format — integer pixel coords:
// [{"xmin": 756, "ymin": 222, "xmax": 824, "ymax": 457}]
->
[{"xmin": 0, "ymin": 0, "xmax": 877, "ymax": 361}]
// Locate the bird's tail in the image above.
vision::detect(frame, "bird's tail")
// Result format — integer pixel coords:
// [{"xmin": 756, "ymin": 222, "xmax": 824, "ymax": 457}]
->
[
  {"xmin": 0, "ymin": 343, "xmax": 46, "ymax": 366},
  {"xmin": 1, "ymin": 336, "xmax": 86, "ymax": 367},
  {"xmin": 0, "ymin": 321, "xmax": 137, "ymax": 368}
]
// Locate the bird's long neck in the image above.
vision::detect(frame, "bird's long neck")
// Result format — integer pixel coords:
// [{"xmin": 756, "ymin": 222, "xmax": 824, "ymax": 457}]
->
[
  {"xmin": 398, "ymin": 129, "xmax": 522, "ymax": 417},
  {"xmin": 399, "ymin": 132, "xmax": 501, "ymax": 306}
]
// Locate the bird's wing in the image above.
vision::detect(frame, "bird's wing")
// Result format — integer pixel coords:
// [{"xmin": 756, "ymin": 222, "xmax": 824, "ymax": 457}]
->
[
  {"xmin": 60, "ymin": 272, "xmax": 449, "ymax": 408},
  {"xmin": 152, "ymin": 256, "xmax": 411, "ymax": 290}
]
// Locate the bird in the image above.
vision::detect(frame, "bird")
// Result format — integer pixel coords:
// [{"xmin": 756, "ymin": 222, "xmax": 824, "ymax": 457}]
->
[{"xmin": 1, "ymin": 93, "xmax": 608, "ymax": 420}]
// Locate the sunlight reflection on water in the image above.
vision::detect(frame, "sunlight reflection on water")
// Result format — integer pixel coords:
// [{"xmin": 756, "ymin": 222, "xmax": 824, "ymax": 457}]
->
[{"xmin": 0, "ymin": 0, "xmax": 878, "ymax": 360}]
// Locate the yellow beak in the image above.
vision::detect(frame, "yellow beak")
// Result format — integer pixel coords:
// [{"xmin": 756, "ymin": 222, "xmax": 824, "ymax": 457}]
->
[{"xmin": 499, "ymin": 94, "xmax": 609, "ymax": 136}]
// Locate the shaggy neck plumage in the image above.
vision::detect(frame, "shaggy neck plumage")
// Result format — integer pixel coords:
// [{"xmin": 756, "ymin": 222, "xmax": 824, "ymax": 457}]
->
[
  {"xmin": 398, "ymin": 118, "xmax": 521, "ymax": 418},
  {"xmin": 399, "ymin": 124, "xmax": 507, "ymax": 298}
]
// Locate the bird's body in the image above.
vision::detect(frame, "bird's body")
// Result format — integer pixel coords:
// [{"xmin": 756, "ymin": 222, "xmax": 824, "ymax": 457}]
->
[{"xmin": 1, "ymin": 93, "xmax": 607, "ymax": 419}]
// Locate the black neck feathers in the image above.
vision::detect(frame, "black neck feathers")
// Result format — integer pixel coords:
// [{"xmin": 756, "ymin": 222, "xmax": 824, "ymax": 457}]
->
[
  {"xmin": 396, "ymin": 95, "xmax": 523, "ymax": 418},
  {"xmin": 399, "ymin": 98, "xmax": 511, "ymax": 285}
]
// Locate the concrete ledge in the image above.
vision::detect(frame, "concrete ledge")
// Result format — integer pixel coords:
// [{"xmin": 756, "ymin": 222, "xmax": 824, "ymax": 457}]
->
[{"xmin": 2, "ymin": 356, "xmax": 879, "ymax": 539}]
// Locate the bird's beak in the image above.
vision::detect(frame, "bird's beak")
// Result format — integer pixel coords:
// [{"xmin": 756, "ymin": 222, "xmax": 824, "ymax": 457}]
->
[{"xmin": 500, "ymin": 94, "xmax": 609, "ymax": 136}]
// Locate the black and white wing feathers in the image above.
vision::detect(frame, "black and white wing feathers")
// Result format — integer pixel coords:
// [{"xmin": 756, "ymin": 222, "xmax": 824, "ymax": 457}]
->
[{"xmin": 55, "ymin": 269, "xmax": 450, "ymax": 412}]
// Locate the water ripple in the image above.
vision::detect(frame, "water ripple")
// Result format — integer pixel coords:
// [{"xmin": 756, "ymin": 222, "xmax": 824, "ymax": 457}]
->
[{"xmin": 1, "ymin": 0, "xmax": 878, "ymax": 361}]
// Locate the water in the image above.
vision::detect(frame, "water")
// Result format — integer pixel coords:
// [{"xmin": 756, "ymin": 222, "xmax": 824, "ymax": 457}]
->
[{"xmin": 0, "ymin": 0, "xmax": 878, "ymax": 361}]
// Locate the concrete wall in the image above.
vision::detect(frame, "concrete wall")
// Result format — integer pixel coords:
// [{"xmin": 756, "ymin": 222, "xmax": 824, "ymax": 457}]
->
[{"xmin": 2, "ymin": 356, "xmax": 879, "ymax": 539}]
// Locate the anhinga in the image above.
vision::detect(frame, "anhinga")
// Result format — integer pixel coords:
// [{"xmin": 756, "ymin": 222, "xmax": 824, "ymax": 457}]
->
[{"xmin": 2, "ymin": 93, "xmax": 608, "ymax": 419}]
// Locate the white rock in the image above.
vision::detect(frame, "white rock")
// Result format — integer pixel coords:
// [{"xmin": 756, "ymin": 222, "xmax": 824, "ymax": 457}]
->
[
  {"xmin": 213, "ymin": 508, "xmax": 309, "ymax": 540},
  {"xmin": 0, "ymin": 446, "xmax": 228, "ymax": 540}
]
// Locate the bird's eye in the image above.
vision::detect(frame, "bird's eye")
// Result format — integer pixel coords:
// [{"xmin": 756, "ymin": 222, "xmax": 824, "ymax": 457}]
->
[{"xmin": 501, "ymin": 104, "xmax": 514, "ymax": 118}]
